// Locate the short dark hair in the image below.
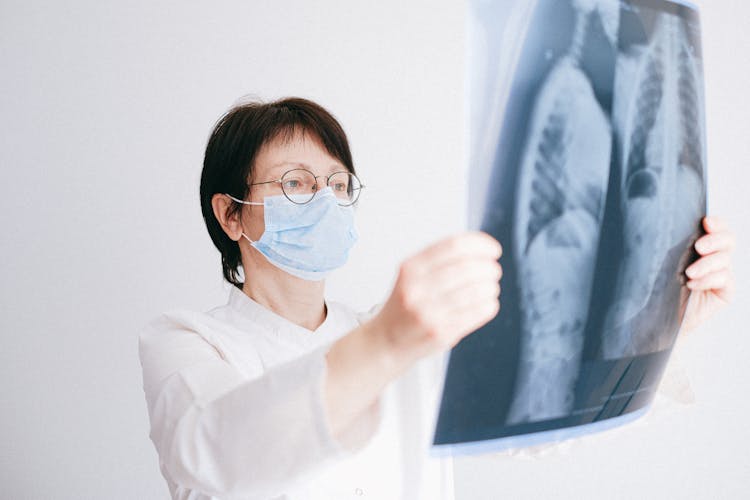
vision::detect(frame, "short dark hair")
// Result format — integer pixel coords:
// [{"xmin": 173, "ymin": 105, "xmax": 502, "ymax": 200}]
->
[{"xmin": 199, "ymin": 97, "xmax": 356, "ymax": 289}]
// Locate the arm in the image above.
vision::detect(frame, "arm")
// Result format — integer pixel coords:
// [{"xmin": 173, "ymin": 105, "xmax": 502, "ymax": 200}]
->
[
  {"xmin": 324, "ymin": 231, "xmax": 502, "ymax": 443},
  {"xmin": 139, "ymin": 232, "xmax": 502, "ymax": 498}
]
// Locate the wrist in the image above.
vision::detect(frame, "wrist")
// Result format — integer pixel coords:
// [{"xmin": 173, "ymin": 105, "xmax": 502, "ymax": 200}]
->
[{"xmin": 361, "ymin": 314, "xmax": 429, "ymax": 381}]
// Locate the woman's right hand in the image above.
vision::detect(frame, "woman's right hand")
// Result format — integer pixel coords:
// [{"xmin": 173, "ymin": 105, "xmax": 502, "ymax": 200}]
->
[
  {"xmin": 324, "ymin": 231, "xmax": 502, "ymax": 443},
  {"xmin": 369, "ymin": 231, "xmax": 503, "ymax": 366}
]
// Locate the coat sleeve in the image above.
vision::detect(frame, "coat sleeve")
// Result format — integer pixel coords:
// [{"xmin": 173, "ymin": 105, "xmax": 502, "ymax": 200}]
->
[{"xmin": 138, "ymin": 312, "xmax": 382, "ymax": 499}]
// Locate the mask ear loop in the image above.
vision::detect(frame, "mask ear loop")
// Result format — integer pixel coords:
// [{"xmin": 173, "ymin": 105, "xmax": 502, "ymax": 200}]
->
[
  {"xmin": 224, "ymin": 193, "xmax": 263, "ymax": 244},
  {"xmin": 240, "ymin": 233, "xmax": 256, "ymax": 244}
]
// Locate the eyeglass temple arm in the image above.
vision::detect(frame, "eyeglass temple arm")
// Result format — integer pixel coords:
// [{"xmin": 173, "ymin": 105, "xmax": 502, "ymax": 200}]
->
[{"xmin": 224, "ymin": 193, "xmax": 264, "ymax": 205}]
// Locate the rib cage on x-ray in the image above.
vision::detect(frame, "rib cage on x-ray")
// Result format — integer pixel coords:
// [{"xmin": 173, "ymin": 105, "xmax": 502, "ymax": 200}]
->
[
  {"xmin": 602, "ymin": 12, "xmax": 705, "ymax": 359},
  {"xmin": 506, "ymin": 1, "xmax": 613, "ymax": 424}
]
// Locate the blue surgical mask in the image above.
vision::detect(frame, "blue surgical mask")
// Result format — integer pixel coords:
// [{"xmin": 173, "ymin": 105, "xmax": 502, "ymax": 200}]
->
[{"xmin": 226, "ymin": 187, "xmax": 358, "ymax": 281}]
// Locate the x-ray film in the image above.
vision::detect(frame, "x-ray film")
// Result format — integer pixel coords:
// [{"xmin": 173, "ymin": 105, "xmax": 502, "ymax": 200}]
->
[{"xmin": 433, "ymin": 0, "xmax": 706, "ymax": 453}]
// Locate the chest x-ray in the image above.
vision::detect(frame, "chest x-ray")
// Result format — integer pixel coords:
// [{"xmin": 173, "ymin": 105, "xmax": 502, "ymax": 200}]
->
[{"xmin": 434, "ymin": 0, "xmax": 706, "ymax": 452}]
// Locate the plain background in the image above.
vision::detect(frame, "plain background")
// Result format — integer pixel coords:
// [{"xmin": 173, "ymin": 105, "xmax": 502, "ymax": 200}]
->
[{"xmin": 0, "ymin": 1, "xmax": 747, "ymax": 498}]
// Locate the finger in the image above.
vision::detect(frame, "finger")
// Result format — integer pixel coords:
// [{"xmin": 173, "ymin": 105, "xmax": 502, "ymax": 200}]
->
[
  {"xmin": 703, "ymin": 215, "xmax": 729, "ymax": 233},
  {"xmin": 443, "ymin": 298, "xmax": 501, "ymax": 345},
  {"xmin": 686, "ymin": 269, "xmax": 731, "ymax": 291},
  {"xmin": 394, "ymin": 256, "xmax": 500, "ymax": 311},
  {"xmin": 422, "ymin": 278, "xmax": 500, "ymax": 331},
  {"xmin": 408, "ymin": 232, "xmax": 502, "ymax": 276},
  {"xmin": 395, "ymin": 264, "xmax": 501, "ymax": 341},
  {"xmin": 685, "ymin": 251, "xmax": 731, "ymax": 280},
  {"xmin": 421, "ymin": 258, "xmax": 502, "ymax": 299},
  {"xmin": 694, "ymin": 230, "xmax": 736, "ymax": 255},
  {"xmin": 441, "ymin": 278, "xmax": 502, "ymax": 314}
]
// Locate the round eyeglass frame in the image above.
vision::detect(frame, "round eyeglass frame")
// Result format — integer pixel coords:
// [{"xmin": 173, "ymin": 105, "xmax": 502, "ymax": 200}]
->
[{"xmin": 248, "ymin": 168, "xmax": 365, "ymax": 206}]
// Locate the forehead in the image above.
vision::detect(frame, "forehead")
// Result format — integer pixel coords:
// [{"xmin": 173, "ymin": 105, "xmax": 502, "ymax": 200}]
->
[{"xmin": 253, "ymin": 130, "xmax": 344, "ymax": 178}]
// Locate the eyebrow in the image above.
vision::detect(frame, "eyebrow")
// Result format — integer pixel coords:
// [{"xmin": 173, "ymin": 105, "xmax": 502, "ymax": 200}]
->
[{"xmin": 267, "ymin": 161, "xmax": 345, "ymax": 175}]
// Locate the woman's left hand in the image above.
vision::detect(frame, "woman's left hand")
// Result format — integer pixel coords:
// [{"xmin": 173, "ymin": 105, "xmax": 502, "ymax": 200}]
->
[{"xmin": 681, "ymin": 215, "xmax": 736, "ymax": 333}]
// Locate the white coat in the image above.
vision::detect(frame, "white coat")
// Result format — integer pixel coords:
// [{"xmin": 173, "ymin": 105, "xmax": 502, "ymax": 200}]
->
[{"xmin": 138, "ymin": 286, "xmax": 454, "ymax": 500}]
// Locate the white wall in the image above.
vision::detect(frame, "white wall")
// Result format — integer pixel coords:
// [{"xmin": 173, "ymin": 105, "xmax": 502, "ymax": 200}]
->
[{"xmin": 0, "ymin": 1, "xmax": 746, "ymax": 499}]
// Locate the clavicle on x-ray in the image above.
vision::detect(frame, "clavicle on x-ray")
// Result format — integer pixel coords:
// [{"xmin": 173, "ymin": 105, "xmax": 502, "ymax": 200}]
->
[{"xmin": 433, "ymin": 0, "xmax": 706, "ymax": 453}]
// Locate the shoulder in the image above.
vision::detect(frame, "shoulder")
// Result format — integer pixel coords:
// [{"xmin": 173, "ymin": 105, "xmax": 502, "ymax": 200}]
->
[
  {"xmin": 139, "ymin": 308, "xmax": 225, "ymax": 343},
  {"xmin": 138, "ymin": 307, "xmax": 267, "ymax": 386},
  {"xmin": 138, "ymin": 307, "xmax": 245, "ymax": 362}
]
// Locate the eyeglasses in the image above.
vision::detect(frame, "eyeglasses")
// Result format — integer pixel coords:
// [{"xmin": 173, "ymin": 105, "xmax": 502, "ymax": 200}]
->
[{"xmin": 249, "ymin": 168, "xmax": 364, "ymax": 206}]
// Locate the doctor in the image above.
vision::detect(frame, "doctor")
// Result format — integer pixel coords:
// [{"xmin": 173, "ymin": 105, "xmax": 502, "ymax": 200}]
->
[{"xmin": 139, "ymin": 97, "xmax": 735, "ymax": 500}]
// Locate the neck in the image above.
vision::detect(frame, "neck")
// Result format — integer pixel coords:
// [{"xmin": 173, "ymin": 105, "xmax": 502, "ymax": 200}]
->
[{"xmin": 241, "ymin": 250, "xmax": 327, "ymax": 331}]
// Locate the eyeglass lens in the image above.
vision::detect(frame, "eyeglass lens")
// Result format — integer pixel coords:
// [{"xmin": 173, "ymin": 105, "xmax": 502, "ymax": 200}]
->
[{"xmin": 280, "ymin": 169, "xmax": 362, "ymax": 205}]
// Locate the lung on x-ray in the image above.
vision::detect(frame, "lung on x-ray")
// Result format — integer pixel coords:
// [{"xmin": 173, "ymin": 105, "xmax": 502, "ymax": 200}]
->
[{"xmin": 433, "ymin": 0, "xmax": 706, "ymax": 452}]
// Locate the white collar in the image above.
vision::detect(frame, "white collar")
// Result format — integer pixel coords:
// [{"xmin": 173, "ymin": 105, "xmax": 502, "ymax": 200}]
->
[{"xmin": 226, "ymin": 286, "xmax": 338, "ymax": 346}]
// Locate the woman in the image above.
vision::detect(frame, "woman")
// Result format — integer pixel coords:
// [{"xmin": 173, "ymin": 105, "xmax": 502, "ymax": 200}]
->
[{"xmin": 139, "ymin": 97, "xmax": 735, "ymax": 500}]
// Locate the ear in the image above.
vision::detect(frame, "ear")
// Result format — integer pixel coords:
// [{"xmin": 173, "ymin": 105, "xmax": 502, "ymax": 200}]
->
[{"xmin": 211, "ymin": 193, "xmax": 244, "ymax": 241}]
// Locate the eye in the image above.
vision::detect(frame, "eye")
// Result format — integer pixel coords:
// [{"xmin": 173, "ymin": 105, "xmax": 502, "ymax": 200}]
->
[{"xmin": 280, "ymin": 169, "xmax": 317, "ymax": 193}]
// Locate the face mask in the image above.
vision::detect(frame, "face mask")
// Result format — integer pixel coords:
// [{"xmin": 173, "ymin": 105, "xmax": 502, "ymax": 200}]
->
[{"xmin": 226, "ymin": 187, "xmax": 358, "ymax": 281}]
